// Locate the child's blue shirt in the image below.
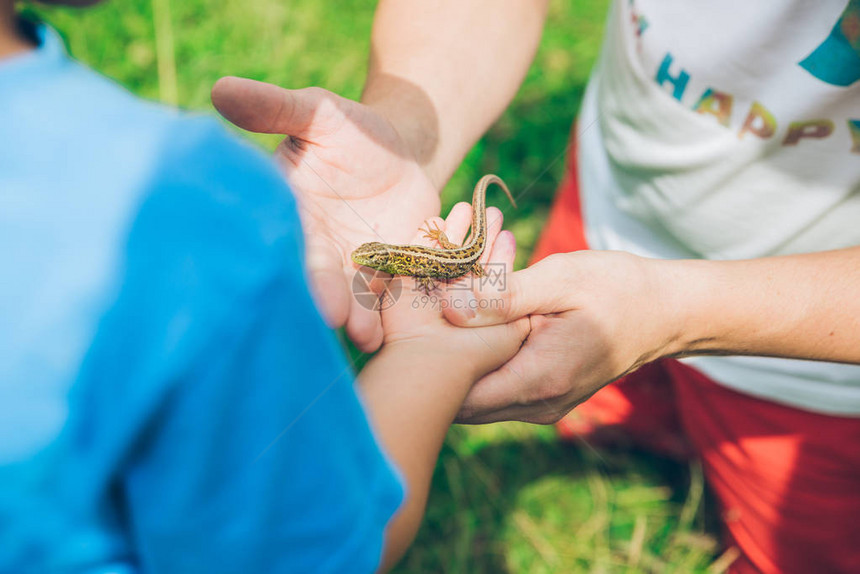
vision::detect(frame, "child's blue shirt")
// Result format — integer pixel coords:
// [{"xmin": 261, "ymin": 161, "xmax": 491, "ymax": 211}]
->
[{"xmin": 0, "ymin": 24, "xmax": 403, "ymax": 573}]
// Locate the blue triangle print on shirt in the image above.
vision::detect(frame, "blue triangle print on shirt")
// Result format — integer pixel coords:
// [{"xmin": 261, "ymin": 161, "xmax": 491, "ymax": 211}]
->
[{"xmin": 800, "ymin": 0, "xmax": 860, "ymax": 87}]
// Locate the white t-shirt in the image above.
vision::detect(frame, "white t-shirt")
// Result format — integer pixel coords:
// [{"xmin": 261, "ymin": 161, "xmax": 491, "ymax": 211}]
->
[{"xmin": 579, "ymin": 0, "xmax": 860, "ymax": 414}]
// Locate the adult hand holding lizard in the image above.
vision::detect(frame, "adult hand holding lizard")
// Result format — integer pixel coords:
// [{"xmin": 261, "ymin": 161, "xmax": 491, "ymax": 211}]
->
[{"xmin": 211, "ymin": 0, "xmax": 548, "ymax": 352}]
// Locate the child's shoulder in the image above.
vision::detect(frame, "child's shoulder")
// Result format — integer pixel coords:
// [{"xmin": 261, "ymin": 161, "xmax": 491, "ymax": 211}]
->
[
  {"xmin": 5, "ymin": 24, "xmax": 291, "ymax": 213},
  {"xmin": 4, "ymin": 23, "xmax": 299, "ymax": 248},
  {"xmin": 1, "ymin": 24, "xmax": 304, "ymax": 354}
]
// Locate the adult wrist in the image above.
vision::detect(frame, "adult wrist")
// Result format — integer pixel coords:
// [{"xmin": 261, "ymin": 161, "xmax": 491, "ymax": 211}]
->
[
  {"xmin": 361, "ymin": 73, "xmax": 447, "ymax": 188},
  {"xmin": 654, "ymin": 258, "xmax": 726, "ymax": 360}
]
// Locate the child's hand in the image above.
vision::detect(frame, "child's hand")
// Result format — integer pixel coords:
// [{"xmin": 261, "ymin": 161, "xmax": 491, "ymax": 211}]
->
[{"xmin": 366, "ymin": 203, "xmax": 529, "ymax": 382}]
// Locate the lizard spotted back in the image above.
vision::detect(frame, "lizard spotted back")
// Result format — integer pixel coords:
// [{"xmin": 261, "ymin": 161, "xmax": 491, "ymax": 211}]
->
[{"xmin": 351, "ymin": 174, "xmax": 516, "ymax": 280}]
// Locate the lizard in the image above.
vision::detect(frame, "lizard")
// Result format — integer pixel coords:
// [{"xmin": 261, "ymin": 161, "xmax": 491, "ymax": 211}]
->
[{"xmin": 351, "ymin": 174, "xmax": 517, "ymax": 293}]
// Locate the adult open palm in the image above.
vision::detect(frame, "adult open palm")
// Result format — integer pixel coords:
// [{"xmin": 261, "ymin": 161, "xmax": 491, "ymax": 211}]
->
[{"xmin": 211, "ymin": 77, "xmax": 441, "ymax": 351}]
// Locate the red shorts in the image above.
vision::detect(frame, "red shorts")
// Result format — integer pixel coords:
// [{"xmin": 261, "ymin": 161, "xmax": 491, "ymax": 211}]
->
[{"xmin": 532, "ymin": 137, "xmax": 860, "ymax": 574}]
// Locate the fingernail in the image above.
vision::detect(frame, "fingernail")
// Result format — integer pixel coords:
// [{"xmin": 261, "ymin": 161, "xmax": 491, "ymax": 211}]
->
[{"xmin": 449, "ymin": 289, "xmax": 477, "ymax": 319}]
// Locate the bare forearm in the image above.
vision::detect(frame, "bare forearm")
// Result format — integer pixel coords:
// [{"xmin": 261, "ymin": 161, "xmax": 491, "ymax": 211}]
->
[
  {"xmin": 357, "ymin": 344, "xmax": 475, "ymax": 571},
  {"xmin": 662, "ymin": 246, "xmax": 860, "ymax": 364},
  {"xmin": 362, "ymin": 0, "xmax": 548, "ymax": 188}
]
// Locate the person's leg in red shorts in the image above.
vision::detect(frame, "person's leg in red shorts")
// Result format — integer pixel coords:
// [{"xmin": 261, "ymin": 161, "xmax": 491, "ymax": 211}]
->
[{"xmin": 667, "ymin": 360, "xmax": 860, "ymax": 574}]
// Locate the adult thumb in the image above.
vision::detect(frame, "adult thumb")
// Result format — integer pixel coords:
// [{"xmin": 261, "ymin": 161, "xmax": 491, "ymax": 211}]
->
[
  {"xmin": 443, "ymin": 254, "xmax": 571, "ymax": 327},
  {"xmin": 211, "ymin": 76, "xmax": 324, "ymax": 136}
]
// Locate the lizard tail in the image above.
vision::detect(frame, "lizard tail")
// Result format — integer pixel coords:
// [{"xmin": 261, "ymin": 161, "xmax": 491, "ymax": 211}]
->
[{"xmin": 479, "ymin": 174, "xmax": 518, "ymax": 209}]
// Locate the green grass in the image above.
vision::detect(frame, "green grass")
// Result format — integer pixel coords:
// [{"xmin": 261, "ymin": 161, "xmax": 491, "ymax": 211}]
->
[{"xmin": 26, "ymin": 0, "xmax": 725, "ymax": 570}]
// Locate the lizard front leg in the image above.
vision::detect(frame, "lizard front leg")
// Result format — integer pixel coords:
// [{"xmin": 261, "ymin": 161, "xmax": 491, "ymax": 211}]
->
[
  {"xmin": 421, "ymin": 220, "xmax": 459, "ymax": 250},
  {"xmin": 422, "ymin": 220, "xmax": 486, "ymax": 277}
]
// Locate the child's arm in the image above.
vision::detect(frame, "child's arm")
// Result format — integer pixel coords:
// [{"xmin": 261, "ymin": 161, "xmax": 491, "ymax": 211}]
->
[
  {"xmin": 360, "ymin": 324, "xmax": 525, "ymax": 571},
  {"xmin": 359, "ymin": 342, "xmax": 496, "ymax": 569},
  {"xmin": 356, "ymin": 204, "xmax": 528, "ymax": 571}
]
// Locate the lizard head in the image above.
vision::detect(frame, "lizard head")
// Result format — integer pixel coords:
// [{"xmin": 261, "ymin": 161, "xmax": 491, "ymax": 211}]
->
[{"xmin": 351, "ymin": 241, "xmax": 394, "ymax": 272}]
